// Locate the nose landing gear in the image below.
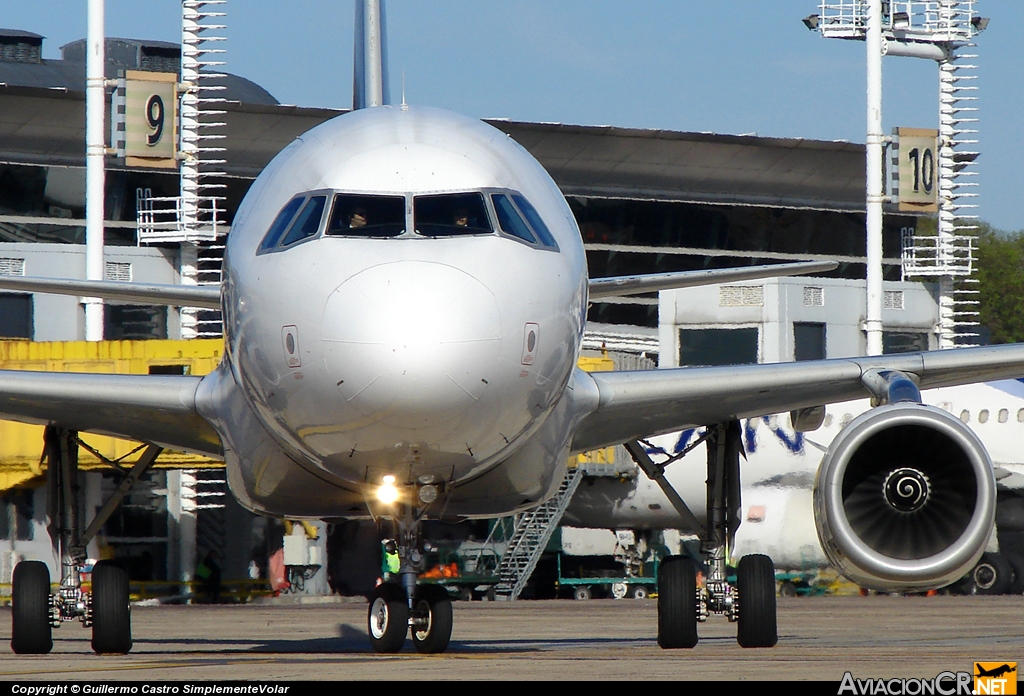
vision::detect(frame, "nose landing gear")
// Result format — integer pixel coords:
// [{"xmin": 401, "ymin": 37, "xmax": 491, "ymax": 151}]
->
[{"xmin": 367, "ymin": 502, "xmax": 454, "ymax": 654}]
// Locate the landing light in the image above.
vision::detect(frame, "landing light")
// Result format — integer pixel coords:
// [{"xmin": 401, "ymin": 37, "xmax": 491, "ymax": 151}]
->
[
  {"xmin": 377, "ymin": 475, "xmax": 400, "ymax": 505},
  {"xmin": 418, "ymin": 484, "xmax": 439, "ymax": 505}
]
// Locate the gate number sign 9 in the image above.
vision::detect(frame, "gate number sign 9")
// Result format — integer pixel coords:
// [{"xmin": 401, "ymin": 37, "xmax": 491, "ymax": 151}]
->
[{"xmin": 145, "ymin": 94, "xmax": 165, "ymax": 146}]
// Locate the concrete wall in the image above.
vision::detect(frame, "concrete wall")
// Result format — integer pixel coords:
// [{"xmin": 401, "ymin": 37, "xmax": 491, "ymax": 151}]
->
[
  {"xmin": 658, "ymin": 276, "xmax": 938, "ymax": 367},
  {"xmin": 0, "ymin": 242, "xmax": 181, "ymax": 340}
]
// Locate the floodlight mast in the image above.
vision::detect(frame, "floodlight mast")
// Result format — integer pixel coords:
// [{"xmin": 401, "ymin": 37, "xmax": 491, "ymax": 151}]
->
[
  {"xmin": 84, "ymin": 0, "xmax": 106, "ymax": 341},
  {"xmin": 866, "ymin": 0, "xmax": 884, "ymax": 356},
  {"xmin": 805, "ymin": 1, "xmax": 988, "ymax": 353}
]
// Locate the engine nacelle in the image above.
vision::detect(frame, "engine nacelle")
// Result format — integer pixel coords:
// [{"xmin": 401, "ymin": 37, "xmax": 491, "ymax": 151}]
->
[{"xmin": 813, "ymin": 403, "xmax": 996, "ymax": 591}]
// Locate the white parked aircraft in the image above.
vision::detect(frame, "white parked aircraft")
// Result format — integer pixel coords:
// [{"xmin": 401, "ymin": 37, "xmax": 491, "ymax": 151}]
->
[{"xmin": 3, "ymin": 0, "xmax": 1024, "ymax": 656}]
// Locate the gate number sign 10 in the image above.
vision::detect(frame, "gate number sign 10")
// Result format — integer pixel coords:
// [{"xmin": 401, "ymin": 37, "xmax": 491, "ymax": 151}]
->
[{"xmin": 897, "ymin": 127, "xmax": 939, "ymax": 212}]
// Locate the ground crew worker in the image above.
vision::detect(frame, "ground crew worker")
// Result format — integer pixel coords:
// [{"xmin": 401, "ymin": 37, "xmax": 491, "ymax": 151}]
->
[{"xmin": 382, "ymin": 539, "xmax": 400, "ymax": 581}]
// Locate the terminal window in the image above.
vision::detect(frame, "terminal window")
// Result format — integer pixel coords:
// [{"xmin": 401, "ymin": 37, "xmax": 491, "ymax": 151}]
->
[
  {"xmin": 104, "ymin": 305, "xmax": 168, "ymax": 341},
  {"xmin": 0, "ymin": 293, "xmax": 32, "ymax": 339},
  {"xmin": 678, "ymin": 327, "xmax": 758, "ymax": 366},
  {"xmin": 883, "ymin": 331, "xmax": 929, "ymax": 354},
  {"xmin": 794, "ymin": 322, "xmax": 826, "ymax": 361}
]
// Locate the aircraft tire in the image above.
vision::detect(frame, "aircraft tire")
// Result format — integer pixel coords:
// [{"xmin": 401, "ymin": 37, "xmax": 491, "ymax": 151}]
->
[
  {"xmin": 657, "ymin": 555, "xmax": 698, "ymax": 649},
  {"xmin": 411, "ymin": 585, "xmax": 453, "ymax": 654},
  {"xmin": 1004, "ymin": 552, "xmax": 1024, "ymax": 595},
  {"xmin": 736, "ymin": 554, "xmax": 778, "ymax": 648},
  {"xmin": 11, "ymin": 561, "xmax": 52, "ymax": 655},
  {"xmin": 368, "ymin": 583, "xmax": 409, "ymax": 653},
  {"xmin": 972, "ymin": 553, "xmax": 1013, "ymax": 595},
  {"xmin": 91, "ymin": 561, "xmax": 132, "ymax": 654}
]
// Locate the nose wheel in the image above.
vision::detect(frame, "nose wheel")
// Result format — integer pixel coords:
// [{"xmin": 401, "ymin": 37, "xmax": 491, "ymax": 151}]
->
[
  {"xmin": 411, "ymin": 584, "xmax": 453, "ymax": 654},
  {"xmin": 366, "ymin": 582, "xmax": 454, "ymax": 654},
  {"xmin": 368, "ymin": 583, "xmax": 410, "ymax": 653}
]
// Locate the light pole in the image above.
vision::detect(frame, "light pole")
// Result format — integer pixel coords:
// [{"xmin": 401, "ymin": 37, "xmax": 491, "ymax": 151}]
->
[
  {"xmin": 804, "ymin": 1, "xmax": 987, "ymax": 353},
  {"xmin": 84, "ymin": 0, "xmax": 106, "ymax": 341}
]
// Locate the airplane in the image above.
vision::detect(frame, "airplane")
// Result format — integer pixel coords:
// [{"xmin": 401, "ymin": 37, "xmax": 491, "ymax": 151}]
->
[
  {"xmin": 975, "ymin": 664, "xmax": 1017, "ymax": 679},
  {"xmin": 4, "ymin": 0, "xmax": 1024, "ymax": 656}
]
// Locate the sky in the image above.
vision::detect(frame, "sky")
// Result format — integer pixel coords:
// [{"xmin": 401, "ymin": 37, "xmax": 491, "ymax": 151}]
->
[{"xmin": 4, "ymin": 0, "xmax": 1023, "ymax": 231}]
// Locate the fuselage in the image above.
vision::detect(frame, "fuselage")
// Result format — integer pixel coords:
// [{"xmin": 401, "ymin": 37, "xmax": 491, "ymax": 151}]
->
[{"xmin": 199, "ymin": 106, "xmax": 589, "ymax": 518}]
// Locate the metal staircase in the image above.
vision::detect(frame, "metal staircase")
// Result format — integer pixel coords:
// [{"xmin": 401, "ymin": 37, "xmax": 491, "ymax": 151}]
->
[
  {"xmin": 195, "ymin": 237, "xmax": 226, "ymax": 337},
  {"xmin": 899, "ymin": 38, "xmax": 982, "ymax": 347},
  {"xmin": 493, "ymin": 466, "xmax": 583, "ymax": 600}
]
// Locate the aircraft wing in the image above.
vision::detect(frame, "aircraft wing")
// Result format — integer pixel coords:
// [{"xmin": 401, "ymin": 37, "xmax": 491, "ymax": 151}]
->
[
  {"xmin": 572, "ymin": 344, "xmax": 1024, "ymax": 452},
  {"xmin": 0, "ymin": 370, "xmax": 222, "ymax": 457},
  {"xmin": 588, "ymin": 260, "xmax": 838, "ymax": 299},
  {"xmin": 0, "ymin": 276, "xmax": 221, "ymax": 309}
]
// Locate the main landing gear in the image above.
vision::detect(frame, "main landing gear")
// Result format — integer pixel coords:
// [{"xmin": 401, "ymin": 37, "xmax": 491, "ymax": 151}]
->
[
  {"xmin": 367, "ymin": 505, "xmax": 453, "ymax": 654},
  {"xmin": 11, "ymin": 426, "xmax": 162, "ymax": 655},
  {"xmin": 627, "ymin": 422, "xmax": 778, "ymax": 649}
]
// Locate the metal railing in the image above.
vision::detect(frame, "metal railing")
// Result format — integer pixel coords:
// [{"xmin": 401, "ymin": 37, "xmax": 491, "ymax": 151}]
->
[
  {"xmin": 901, "ymin": 232, "xmax": 974, "ymax": 277},
  {"xmin": 137, "ymin": 195, "xmax": 224, "ymax": 243},
  {"xmin": 817, "ymin": 1, "xmax": 978, "ymax": 43}
]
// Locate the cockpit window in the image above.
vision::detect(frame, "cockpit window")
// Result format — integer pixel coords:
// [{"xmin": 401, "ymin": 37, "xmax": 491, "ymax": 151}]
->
[
  {"xmin": 491, "ymin": 194, "xmax": 537, "ymax": 244},
  {"xmin": 280, "ymin": 195, "xmax": 327, "ymax": 247},
  {"xmin": 414, "ymin": 193, "xmax": 493, "ymax": 237},
  {"xmin": 258, "ymin": 196, "xmax": 304, "ymax": 252},
  {"xmin": 511, "ymin": 194, "xmax": 559, "ymax": 250},
  {"xmin": 326, "ymin": 194, "xmax": 406, "ymax": 237}
]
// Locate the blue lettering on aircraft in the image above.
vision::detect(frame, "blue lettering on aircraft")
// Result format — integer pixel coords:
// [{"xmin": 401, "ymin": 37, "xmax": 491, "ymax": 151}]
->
[
  {"xmin": 644, "ymin": 418, "xmax": 805, "ymax": 458},
  {"xmin": 746, "ymin": 416, "xmax": 804, "ymax": 454}
]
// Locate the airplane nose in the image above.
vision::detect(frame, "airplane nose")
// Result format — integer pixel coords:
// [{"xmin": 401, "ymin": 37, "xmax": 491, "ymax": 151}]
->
[{"xmin": 321, "ymin": 261, "xmax": 502, "ymax": 434}]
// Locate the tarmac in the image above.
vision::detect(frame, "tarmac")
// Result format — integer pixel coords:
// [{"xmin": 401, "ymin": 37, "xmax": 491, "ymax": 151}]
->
[{"xmin": 0, "ymin": 595, "xmax": 1021, "ymax": 681}]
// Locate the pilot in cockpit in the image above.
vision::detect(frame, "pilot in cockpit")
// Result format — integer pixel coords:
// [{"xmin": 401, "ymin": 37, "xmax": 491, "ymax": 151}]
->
[
  {"xmin": 453, "ymin": 207, "xmax": 470, "ymax": 228},
  {"xmin": 349, "ymin": 207, "xmax": 368, "ymax": 228}
]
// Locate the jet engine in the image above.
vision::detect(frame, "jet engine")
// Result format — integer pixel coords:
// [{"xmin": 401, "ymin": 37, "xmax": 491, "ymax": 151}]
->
[{"xmin": 813, "ymin": 403, "xmax": 996, "ymax": 591}]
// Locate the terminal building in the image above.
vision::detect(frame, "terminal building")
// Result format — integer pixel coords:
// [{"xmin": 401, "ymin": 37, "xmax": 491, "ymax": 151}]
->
[{"xmin": 0, "ymin": 29, "xmax": 946, "ymax": 594}]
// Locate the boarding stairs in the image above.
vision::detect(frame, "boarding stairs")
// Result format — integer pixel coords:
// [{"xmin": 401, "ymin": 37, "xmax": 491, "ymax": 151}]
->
[{"xmin": 492, "ymin": 466, "xmax": 583, "ymax": 600}]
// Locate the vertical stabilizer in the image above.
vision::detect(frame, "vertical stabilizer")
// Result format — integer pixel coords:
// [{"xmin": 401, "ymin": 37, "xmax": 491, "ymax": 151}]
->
[{"xmin": 353, "ymin": 0, "xmax": 390, "ymax": 109}]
